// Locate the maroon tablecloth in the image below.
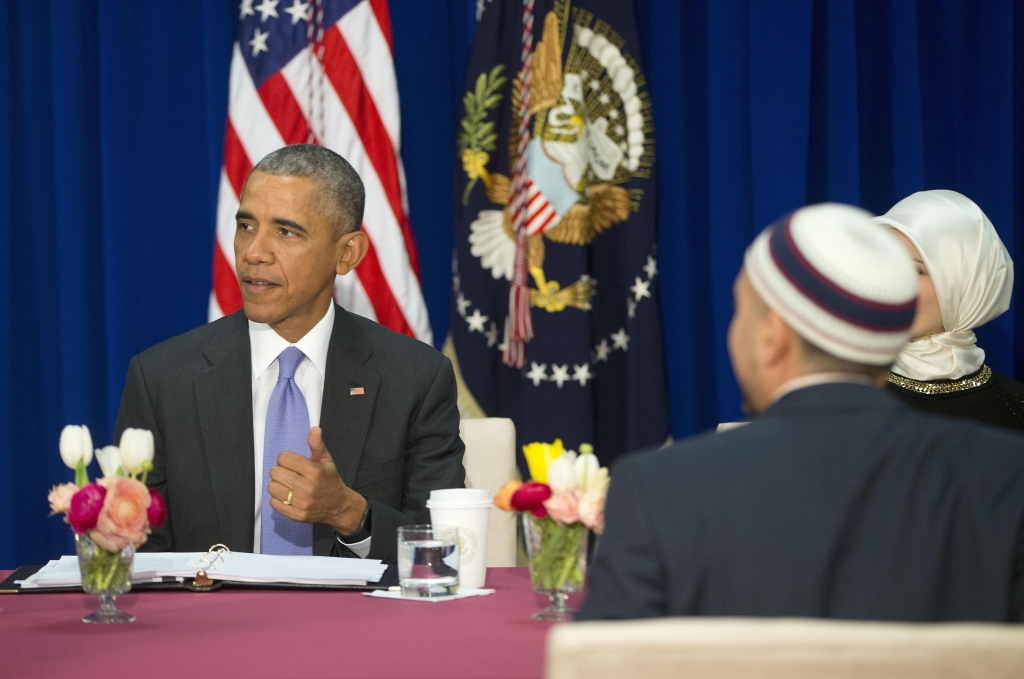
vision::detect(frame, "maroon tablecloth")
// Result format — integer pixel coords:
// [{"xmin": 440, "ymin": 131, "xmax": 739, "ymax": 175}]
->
[{"xmin": 0, "ymin": 567, "xmax": 567, "ymax": 679}]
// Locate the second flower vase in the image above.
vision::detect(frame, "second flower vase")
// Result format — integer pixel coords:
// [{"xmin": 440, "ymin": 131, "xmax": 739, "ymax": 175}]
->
[{"xmin": 522, "ymin": 514, "xmax": 588, "ymax": 621}]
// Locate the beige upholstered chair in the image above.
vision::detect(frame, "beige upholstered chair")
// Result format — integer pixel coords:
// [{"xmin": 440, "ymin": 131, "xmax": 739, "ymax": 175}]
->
[
  {"xmin": 546, "ymin": 618, "xmax": 1024, "ymax": 679},
  {"xmin": 459, "ymin": 417, "xmax": 517, "ymax": 567}
]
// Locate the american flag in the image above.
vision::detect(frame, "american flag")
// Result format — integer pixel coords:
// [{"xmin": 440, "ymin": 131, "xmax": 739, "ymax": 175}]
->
[{"xmin": 208, "ymin": 0, "xmax": 432, "ymax": 343}]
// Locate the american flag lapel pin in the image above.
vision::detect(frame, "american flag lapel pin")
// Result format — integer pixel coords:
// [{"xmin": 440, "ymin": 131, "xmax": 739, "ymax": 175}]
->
[{"xmin": 350, "ymin": 387, "xmax": 365, "ymax": 396}]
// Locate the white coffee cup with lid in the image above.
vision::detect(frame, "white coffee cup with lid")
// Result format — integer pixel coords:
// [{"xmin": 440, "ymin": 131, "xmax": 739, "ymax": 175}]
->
[{"xmin": 426, "ymin": 488, "xmax": 492, "ymax": 589}]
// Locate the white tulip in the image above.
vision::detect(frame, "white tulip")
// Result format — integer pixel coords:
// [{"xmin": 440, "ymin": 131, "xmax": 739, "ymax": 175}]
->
[
  {"xmin": 59, "ymin": 425, "xmax": 93, "ymax": 470},
  {"xmin": 547, "ymin": 455, "xmax": 578, "ymax": 494},
  {"xmin": 589, "ymin": 467, "xmax": 610, "ymax": 495},
  {"xmin": 95, "ymin": 446, "xmax": 122, "ymax": 479},
  {"xmin": 574, "ymin": 452, "xmax": 600, "ymax": 491},
  {"xmin": 119, "ymin": 428, "xmax": 154, "ymax": 475}
]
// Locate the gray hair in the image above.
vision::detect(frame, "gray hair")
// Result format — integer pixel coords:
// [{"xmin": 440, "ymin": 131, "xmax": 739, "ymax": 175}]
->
[{"xmin": 247, "ymin": 144, "xmax": 365, "ymax": 239}]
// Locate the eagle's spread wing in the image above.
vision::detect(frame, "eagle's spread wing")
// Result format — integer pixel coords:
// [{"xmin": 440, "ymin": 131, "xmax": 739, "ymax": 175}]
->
[
  {"xmin": 531, "ymin": 12, "xmax": 563, "ymax": 114},
  {"xmin": 588, "ymin": 183, "xmax": 630, "ymax": 231},
  {"xmin": 486, "ymin": 173, "xmax": 509, "ymax": 206},
  {"xmin": 544, "ymin": 203, "xmax": 592, "ymax": 245},
  {"xmin": 544, "ymin": 185, "xmax": 630, "ymax": 245}
]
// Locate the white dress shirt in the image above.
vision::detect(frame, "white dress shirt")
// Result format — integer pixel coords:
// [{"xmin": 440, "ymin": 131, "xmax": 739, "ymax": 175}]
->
[{"xmin": 249, "ymin": 304, "xmax": 371, "ymax": 557}]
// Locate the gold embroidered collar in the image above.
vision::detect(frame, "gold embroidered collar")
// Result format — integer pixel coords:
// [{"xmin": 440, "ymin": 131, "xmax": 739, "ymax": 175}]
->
[{"xmin": 887, "ymin": 364, "xmax": 992, "ymax": 395}]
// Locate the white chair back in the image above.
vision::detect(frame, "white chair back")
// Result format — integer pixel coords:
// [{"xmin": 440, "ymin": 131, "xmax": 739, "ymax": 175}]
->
[
  {"xmin": 459, "ymin": 417, "xmax": 517, "ymax": 567},
  {"xmin": 546, "ymin": 618, "xmax": 1024, "ymax": 679}
]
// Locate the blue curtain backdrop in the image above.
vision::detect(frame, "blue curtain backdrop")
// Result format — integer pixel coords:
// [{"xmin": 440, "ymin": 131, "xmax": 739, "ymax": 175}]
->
[{"xmin": 1, "ymin": 0, "xmax": 1022, "ymax": 568}]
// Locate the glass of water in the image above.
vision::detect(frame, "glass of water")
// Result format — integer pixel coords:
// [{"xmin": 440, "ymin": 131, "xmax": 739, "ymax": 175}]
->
[{"xmin": 397, "ymin": 524, "xmax": 459, "ymax": 597}]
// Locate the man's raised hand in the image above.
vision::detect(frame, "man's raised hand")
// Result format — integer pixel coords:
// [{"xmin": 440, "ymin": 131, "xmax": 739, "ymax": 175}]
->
[{"xmin": 267, "ymin": 426, "xmax": 368, "ymax": 535}]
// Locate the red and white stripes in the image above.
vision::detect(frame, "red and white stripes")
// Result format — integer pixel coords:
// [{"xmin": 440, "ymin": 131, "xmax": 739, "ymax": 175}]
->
[{"xmin": 209, "ymin": 0, "xmax": 431, "ymax": 344}]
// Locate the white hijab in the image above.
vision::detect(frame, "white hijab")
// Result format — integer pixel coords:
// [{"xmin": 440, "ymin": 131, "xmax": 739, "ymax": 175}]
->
[{"xmin": 872, "ymin": 190, "xmax": 1013, "ymax": 381}]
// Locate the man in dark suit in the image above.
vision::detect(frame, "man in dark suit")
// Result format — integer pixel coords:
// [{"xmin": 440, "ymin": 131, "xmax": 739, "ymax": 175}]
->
[
  {"xmin": 579, "ymin": 204, "xmax": 1024, "ymax": 622},
  {"xmin": 115, "ymin": 145, "xmax": 464, "ymax": 564}
]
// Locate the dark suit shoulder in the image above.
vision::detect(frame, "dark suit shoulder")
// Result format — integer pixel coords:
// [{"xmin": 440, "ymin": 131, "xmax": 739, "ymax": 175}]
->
[
  {"xmin": 621, "ymin": 385, "xmax": 1024, "ymax": 489},
  {"xmin": 132, "ymin": 312, "xmax": 243, "ymax": 369},
  {"xmin": 343, "ymin": 308, "xmax": 446, "ymax": 372}
]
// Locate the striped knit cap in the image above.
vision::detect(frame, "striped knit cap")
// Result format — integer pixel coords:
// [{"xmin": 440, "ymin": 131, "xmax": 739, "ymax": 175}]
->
[{"xmin": 744, "ymin": 203, "xmax": 918, "ymax": 365}]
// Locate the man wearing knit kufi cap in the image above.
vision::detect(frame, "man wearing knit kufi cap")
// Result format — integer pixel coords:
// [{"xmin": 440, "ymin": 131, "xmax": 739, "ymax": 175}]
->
[
  {"xmin": 580, "ymin": 204, "xmax": 1024, "ymax": 623},
  {"xmin": 733, "ymin": 203, "xmax": 918, "ymax": 414}
]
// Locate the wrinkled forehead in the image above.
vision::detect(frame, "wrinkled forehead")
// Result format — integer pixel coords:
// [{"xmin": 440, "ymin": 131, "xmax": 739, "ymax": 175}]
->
[{"xmin": 240, "ymin": 171, "xmax": 317, "ymax": 206}]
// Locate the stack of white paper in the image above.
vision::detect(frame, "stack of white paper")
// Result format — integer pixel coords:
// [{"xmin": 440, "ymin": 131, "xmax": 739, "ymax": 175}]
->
[{"xmin": 16, "ymin": 552, "xmax": 388, "ymax": 589}]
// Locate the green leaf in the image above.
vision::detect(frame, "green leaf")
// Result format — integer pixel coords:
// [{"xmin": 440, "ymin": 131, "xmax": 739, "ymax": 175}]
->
[{"xmin": 458, "ymin": 66, "xmax": 507, "ymax": 160}]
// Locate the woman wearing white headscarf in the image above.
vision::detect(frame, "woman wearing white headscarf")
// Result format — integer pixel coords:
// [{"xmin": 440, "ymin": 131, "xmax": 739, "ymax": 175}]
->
[{"xmin": 872, "ymin": 189, "xmax": 1024, "ymax": 431}]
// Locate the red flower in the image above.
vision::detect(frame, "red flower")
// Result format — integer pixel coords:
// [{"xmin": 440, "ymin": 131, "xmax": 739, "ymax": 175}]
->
[
  {"xmin": 68, "ymin": 483, "xmax": 106, "ymax": 534},
  {"xmin": 510, "ymin": 481, "xmax": 551, "ymax": 518},
  {"xmin": 147, "ymin": 489, "xmax": 167, "ymax": 528}
]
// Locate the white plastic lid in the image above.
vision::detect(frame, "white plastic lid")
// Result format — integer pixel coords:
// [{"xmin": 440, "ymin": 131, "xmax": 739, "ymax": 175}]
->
[{"xmin": 426, "ymin": 488, "xmax": 493, "ymax": 508}]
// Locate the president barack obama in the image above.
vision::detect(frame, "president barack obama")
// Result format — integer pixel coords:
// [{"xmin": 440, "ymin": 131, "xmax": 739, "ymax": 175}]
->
[{"xmin": 115, "ymin": 144, "xmax": 465, "ymax": 562}]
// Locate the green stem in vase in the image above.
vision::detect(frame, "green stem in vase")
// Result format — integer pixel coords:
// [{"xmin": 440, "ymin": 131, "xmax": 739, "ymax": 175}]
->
[
  {"xmin": 554, "ymin": 523, "xmax": 585, "ymax": 589},
  {"xmin": 98, "ymin": 556, "xmax": 116, "ymax": 591},
  {"xmin": 529, "ymin": 516, "xmax": 587, "ymax": 592},
  {"xmin": 85, "ymin": 544, "xmax": 127, "ymax": 592},
  {"xmin": 538, "ymin": 519, "xmax": 565, "ymax": 590}
]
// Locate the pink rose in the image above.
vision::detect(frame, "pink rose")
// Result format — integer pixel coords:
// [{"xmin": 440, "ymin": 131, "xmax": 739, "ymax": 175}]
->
[
  {"xmin": 577, "ymin": 488, "xmax": 606, "ymax": 533},
  {"xmin": 148, "ymin": 488, "xmax": 167, "ymax": 528},
  {"xmin": 47, "ymin": 483, "xmax": 78, "ymax": 516},
  {"xmin": 68, "ymin": 483, "xmax": 107, "ymax": 534},
  {"xmin": 90, "ymin": 477, "xmax": 152, "ymax": 552},
  {"xmin": 544, "ymin": 491, "xmax": 580, "ymax": 525}
]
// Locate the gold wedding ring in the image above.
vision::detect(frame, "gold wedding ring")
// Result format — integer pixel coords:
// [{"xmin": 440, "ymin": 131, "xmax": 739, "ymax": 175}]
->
[{"xmin": 284, "ymin": 489, "xmax": 293, "ymax": 506}]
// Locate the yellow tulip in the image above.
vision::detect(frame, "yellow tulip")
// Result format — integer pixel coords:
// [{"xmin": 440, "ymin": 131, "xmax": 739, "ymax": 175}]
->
[{"xmin": 522, "ymin": 439, "xmax": 564, "ymax": 484}]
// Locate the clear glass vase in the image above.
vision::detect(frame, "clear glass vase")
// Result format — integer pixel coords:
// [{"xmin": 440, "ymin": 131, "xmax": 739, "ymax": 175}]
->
[
  {"xmin": 522, "ymin": 514, "xmax": 588, "ymax": 622},
  {"xmin": 75, "ymin": 533, "xmax": 136, "ymax": 624}
]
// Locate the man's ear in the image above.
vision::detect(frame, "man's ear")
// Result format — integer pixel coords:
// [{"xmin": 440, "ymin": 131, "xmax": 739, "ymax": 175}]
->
[
  {"xmin": 335, "ymin": 231, "xmax": 369, "ymax": 276},
  {"xmin": 759, "ymin": 309, "xmax": 794, "ymax": 369}
]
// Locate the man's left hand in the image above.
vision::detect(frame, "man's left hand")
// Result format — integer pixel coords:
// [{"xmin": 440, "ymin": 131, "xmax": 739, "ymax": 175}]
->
[{"xmin": 267, "ymin": 426, "xmax": 368, "ymax": 536}]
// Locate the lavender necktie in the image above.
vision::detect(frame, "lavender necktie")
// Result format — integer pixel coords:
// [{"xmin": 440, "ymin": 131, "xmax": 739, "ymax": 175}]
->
[{"xmin": 261, "ymin": 346, "xmax": 313, "ymax": 555}]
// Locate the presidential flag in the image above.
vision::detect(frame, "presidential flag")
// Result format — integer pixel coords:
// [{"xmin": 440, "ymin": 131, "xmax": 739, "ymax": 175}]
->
[
  {"xmin": 209, "ymin": 0, "xmax": 431, "ymax": 343},
  {"xmin": 447, "ymin": 0, "xmax": 670, "ymax": 467}
]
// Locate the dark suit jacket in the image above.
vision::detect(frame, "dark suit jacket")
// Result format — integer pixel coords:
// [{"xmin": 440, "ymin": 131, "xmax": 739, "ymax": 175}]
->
[
  {"xmin": 578, "ymin": 383, "xmax": 1024, "ymax": 622},
  {"xmin": 114, "ymin": 305, "xmax": 465, "ymax": 564}
]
